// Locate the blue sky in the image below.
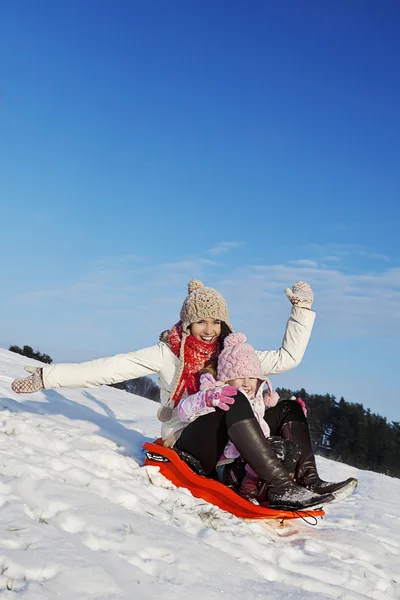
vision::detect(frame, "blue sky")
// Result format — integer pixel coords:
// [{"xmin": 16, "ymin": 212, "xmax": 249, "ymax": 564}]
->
[{"xmin": 1, "ymin": 1, "xmax": 399, "ymax": 421}]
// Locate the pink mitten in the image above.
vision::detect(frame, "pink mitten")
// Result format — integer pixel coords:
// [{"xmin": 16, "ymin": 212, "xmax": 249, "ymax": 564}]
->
[
  {"xmin": 296, "ymin": 397, "xmax": 308, "ymax": 417},
  {"xmin": 205, "ymin": 386, "xmax": 237, "ymax": 411},
  {"xmin": 11, "ymin": 368, "xmax": 44, "ymax": 394},
  {"xmin": 285, "ymin": 281, "xmax": 314, "ymax": 309}
]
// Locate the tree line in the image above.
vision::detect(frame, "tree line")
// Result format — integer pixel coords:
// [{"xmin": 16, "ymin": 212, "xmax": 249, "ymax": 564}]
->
[
  {"xmin": 110, "ymin": 376, "xmax": 161, "ymax": 402},
  {"xmin": 9, "ymin": 345, "xmax": 53, "ymax": 364}
]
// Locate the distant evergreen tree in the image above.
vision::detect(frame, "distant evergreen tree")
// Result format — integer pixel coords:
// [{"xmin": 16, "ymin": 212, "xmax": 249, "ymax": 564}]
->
[
  {"xmin": 388, "ymin": 422, "xmax": 400, "ymax": 478},
  {"xmin": 110, "ymin": 376, "xmax": 161, "ymax": 402},
  {"xmin": 9, "ymin": 345, "xmax": 53, "ymax": 364}
]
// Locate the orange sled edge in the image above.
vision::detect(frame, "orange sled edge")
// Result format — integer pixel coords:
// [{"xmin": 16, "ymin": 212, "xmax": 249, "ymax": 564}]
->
[{"xmin": 143, "ymin": 439, "xmax": 325, "ymax": 521}]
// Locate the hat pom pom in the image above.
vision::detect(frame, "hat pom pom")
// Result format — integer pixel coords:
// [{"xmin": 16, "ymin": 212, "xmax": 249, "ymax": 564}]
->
[
  {"xmin": 224, "ymin": 332, "xmax": 247, "ymax": 347},
  {"xmin": 188, "ymin": 279, "xmax": 204, "ymax": 294},
  {"xmin": 263, "ymin": 377, "xmax": 279, "ymax": 407},
  {"xmin": 264, "ymin": 390, "xmax": 280, "ymax": 408}
]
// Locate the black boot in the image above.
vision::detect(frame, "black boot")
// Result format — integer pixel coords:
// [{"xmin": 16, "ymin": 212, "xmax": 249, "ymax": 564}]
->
[
  {"xmin": 227, "ymin": 418, "xmax": 334, "ymax": 511},
  {"xmin": 281, "ymin": 421, "xmax": 358, "ymax": 499}
]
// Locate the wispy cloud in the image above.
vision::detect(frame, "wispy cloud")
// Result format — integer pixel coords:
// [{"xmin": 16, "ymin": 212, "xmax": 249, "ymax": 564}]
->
[
  {"xmin": 369, "ymin": 252, "xmax": 390, "ymax": 261},
  {"xmin": 208, "ymin": 242, "xmax": 243, "ymax": 255},
  {"xmin": 321, "ymin": 256, "xmax": 341, "ymax": 262},
  {"xmin": 94, "ymin": 254, "xmax": 145, "ymax": 267},
  {"xmin": 162, "ymin": 258, "xmax": 218, "ymax": 269},
  {"xmin": 305, "ymin": 243, "xmax": 391, "ymax": 262},
  {"xmin": 289, "ymin": 259, "xmax": 318, "ymax": 267}
]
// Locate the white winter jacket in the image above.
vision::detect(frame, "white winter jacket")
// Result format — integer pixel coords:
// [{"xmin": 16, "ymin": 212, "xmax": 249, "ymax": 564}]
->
[{"xmin": 42, "ymin": 307, "xmax": 315, "ymax": 442}]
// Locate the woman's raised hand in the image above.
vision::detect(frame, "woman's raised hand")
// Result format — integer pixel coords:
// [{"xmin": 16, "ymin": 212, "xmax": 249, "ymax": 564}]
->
[
  {"xmin": 204, "ymin": 386, "xmax": 237, "ymax": 411},
  {"xmin": 285, "ymin": 281, "xmax": 314, "ymax": 310}
]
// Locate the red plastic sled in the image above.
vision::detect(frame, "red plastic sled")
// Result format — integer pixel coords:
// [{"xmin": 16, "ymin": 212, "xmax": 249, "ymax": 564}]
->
[{"xmin": 143, "ymin": 439, "xmax": 325, "ymax": 521}]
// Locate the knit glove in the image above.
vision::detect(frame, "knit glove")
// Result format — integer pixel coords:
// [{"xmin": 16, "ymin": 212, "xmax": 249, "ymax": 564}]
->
[
  {"xmin": 285, "ymin": 281, "xmax": 314, "ymax": 309},
  {"xmin": 204, "ymin": 386, "xmax": 237, "ymax": 411},
  {"xmin": 11, "ymin": 367, "xmax": 44, "ymax": 394}
]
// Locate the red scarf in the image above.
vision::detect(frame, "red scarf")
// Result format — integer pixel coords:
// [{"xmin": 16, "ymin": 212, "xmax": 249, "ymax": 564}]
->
[{"xmin": 169, "ymin": 322, "xmax": 220, "ymax": 406}]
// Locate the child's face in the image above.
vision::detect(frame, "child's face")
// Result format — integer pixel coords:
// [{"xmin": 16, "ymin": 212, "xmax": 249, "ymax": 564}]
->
[{"xmin": 226, "ymin": 377, "xmax": 258, "ymax": 396}]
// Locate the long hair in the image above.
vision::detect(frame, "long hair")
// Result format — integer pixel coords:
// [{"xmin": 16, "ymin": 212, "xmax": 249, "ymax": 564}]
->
[
  {"xmin": 200, "ymin": 359, "xmax": 218, "ymax": 378},
  {"xmin": 220, "ymin": 321, "xmax": 232, "ymax": 347}
]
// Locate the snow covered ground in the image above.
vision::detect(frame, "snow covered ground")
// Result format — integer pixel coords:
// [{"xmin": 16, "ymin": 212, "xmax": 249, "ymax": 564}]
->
[{"xmin": 0, "ymin": 348, "xmax": 399, "ymax": 600}]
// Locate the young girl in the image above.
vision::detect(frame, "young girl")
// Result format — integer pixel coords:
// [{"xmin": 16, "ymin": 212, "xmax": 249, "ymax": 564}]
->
[{"xmin": 178, "ymin": 333, "xmax": 320, "ymax": 507}]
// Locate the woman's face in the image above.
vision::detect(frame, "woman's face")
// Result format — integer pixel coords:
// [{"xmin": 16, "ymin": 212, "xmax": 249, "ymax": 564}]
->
[
  {"xmin": 226, "ymin": 377, "xmax": 259, "ymax": 396},
  {"xmin": 190, "ymin": 318, "xmax": 222, "ymax": 344}
]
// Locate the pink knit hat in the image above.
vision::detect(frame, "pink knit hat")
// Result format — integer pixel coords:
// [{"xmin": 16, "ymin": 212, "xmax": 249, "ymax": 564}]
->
[
  {"xmin": 216, "ymin": 332, "xmax": 279, "ymax": 407},
  {"xmin": 217, "ymin": 332, "xmax": 263, "ymax": 381}
]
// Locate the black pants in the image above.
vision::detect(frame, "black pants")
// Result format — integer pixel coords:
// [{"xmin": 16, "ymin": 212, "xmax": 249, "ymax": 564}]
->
[
  {"xmin": 175, "ymin": 394, "xmax": 306, "ymax": 475},
  {"xmin": 263, "ymin": 398, "xmax": 307, "ymax": 434},
  {"xmin": 175, "ymin": 390, "xmax": 253, "ymax": 475}
]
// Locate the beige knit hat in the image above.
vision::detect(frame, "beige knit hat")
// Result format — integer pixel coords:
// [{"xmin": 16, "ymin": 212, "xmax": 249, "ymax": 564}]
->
[{"xmin": 180, "ymin": 279, "xmax": 233, "ymax": 332}]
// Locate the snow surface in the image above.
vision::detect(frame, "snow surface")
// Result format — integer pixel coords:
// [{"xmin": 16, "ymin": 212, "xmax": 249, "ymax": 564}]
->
[{"xmin": 0, "ymin": 348, "xmax": 399, "ymax": 600}]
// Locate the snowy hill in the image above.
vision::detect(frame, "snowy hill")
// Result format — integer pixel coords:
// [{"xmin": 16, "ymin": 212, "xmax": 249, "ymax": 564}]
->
[{"xmin": 0, "ymin": 348, "xmax": 399, "ymax": 600}]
